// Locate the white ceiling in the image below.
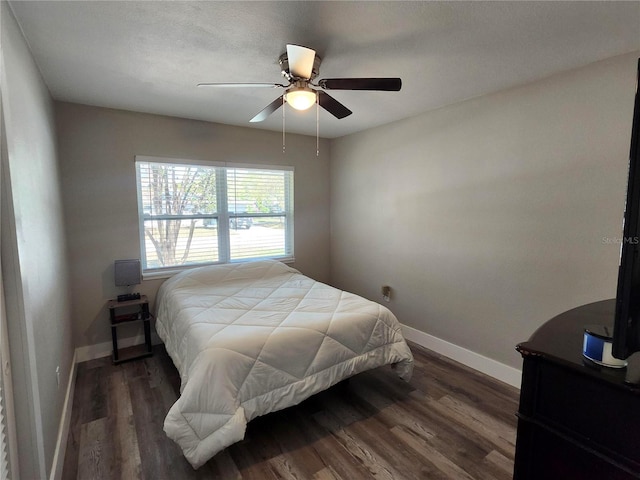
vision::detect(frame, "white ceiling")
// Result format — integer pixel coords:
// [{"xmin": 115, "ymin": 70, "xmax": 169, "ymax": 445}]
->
[{"xmin": 8, "ymin": 1, "xmax": 640, "ymax": 138}]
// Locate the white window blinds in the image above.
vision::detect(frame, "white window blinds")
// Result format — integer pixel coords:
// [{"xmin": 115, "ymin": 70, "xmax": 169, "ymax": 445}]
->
[{"xmin": 136, "ymin": 158, "xmax": 294, "ymax": 273}]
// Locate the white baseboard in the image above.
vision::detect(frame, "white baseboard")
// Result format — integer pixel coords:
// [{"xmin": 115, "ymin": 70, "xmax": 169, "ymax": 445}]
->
[
  {"xmin": 75, "ymin": 332, "xmax": 162, "ymax": 363},
  {"xmin": 49, "ymin": 350, "xmax": 77, "ymax": 480},
  {"xmin": 401, "ymin": 324, "xmax": 522, "ymax": 389}
]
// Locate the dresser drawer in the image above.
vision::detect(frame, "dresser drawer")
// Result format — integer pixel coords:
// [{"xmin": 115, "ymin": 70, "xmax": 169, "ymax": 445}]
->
[
  {"xmin": 514, "ymin": 418, "xmax": 638, "ymax": 480},
  {"xmin": 523, "ymin": 358, "xmax": 640, "ymax": 468}
]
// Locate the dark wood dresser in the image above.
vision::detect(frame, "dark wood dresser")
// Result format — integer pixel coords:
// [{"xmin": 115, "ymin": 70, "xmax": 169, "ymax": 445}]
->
[{"xmin": 514, "ymin": 299, "xmax": 640, "ymax": 479}]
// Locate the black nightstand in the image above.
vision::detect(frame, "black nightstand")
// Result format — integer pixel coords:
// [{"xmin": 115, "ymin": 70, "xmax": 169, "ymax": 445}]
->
[{"xmin": 107, "ymin": 295, "xmax": 153, "ymax": 364}]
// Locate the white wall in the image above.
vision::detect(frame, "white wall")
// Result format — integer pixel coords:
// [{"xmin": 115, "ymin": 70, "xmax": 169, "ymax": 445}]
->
[
  {"xmin": 1, "ymin": 2, "xmax": 74, "ymax": 478},
  {"xmin": 55, "ymin": 102, "xmax": 331, "ymax": 349},
  {"xmin": 330, "ymin": 52, "xmax": 640, "ymax": 370}
]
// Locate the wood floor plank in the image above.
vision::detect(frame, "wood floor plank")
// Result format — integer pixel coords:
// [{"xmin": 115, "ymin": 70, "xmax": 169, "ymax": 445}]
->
[
  {"xmin": 410, "ymin": 345, "xmax": 519, "ymax": 426},
  {"xmin": 207, "ymin": 449, "xmax": 243, "ymax": 479},
  {"xmin": 346, "ymin": 375, "xmax": 438, "ymax": 441},
  {"xmin": 77, "ymin": 417, "xmax": 114, "ymax": 480},
  {"xmin": 228, "ymin": 437, "xmax": 281, "ymax": 480},
  {"xmin": 63, "ymin": 343, "xmax": 519, "ymax": 479},
  {"xmin": 405, "ymin": 391, "xmax": 506, "ymax": 464},
  {"xmin": 108, "ymin": 370, "xmax": 142, "ymax": 480},
  {"xmin": 265, "ymin": 410, "xmax": 331, "ymax": 478},
  {"xmin": 291, "ymin": 409, "xmax": 374, "ymax": 480},
  {"xmin": 78, "ymin": 364, "xmax": 110, "ymax": 424},
  {"xmin": 390, "ymin": 425, "xmax": 474, "ymax": 480},
  {"xmin": 127, "ymin": 374, "xmax": 200, "ymax": 479},
  {"xmin": 315, "ymin": 384, "xmax": 449, "ymax": 479},
  {"xmin": 312, "ymin": 409, "xmax": 407, "ymax": 480},
  {"xmin": 313, "ymin": 465, "xmax": 340, "ymax": 480},
  {"xmin": 354, "ymin": 369, "xmax": 515, "ymax": 478},
  {"xmin": 434, "ymin": 394, "xmax": 516, "ymax": 456},
  {"xmin": 483, "ymin": 449, "xmax": 515, "ymax": 479}
]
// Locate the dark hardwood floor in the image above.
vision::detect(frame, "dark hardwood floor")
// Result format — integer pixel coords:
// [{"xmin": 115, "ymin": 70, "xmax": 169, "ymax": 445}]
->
[{"xmin": 62, "ymin": 342, "xmax": 519, "ymax": 479}]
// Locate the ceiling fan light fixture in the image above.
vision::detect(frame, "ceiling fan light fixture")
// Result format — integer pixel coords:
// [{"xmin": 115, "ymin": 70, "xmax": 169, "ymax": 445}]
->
[{"xmin": 285, "ymin": 87, "xmax": 316, "ymax": 111}]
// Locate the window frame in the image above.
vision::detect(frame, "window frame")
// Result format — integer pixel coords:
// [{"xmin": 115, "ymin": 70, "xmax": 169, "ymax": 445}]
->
[{"xmin": 135, "ymin": 156, "xmax": 294, "ymax": 277}]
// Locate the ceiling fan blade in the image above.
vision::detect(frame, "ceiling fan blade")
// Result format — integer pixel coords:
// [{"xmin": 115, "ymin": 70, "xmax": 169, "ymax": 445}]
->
[
  {"xmin": 286, "ymin": 44, "xmax": 316, "ymax": 79},
  {"xmin": 198, "ymin": 82, "xmax": 285, "ymax": 88},
  {"xmin": 318, "ymin": 78, "xmax": 402, "ymax": 91},
  {"xmin": 250, "ymin": 96, "xmax": 284, "ymax": 122},
  {"xmin": 317, "ymin": 91, "xmax": 352, "ymax": 119}
]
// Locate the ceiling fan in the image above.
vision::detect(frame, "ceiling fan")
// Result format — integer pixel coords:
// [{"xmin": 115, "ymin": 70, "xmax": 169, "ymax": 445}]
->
[{"xmin": 198, "ymin": 44, "xmax": 402, "ymax": 123}]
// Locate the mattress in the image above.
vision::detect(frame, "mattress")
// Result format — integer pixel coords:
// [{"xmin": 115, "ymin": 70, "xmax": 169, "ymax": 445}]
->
[{"xmin": 155, "ymin": 260, "xmax": 414, "ymax": 468}]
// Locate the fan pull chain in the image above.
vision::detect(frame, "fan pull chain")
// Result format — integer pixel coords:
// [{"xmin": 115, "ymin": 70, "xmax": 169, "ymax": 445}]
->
[
  {"xmin": 282, "ymin": 96, "xmax": 286, "ymax": 154},
  {"xmin": 316, "ymin": 94, "xmax": 320, "ymax": 157}
]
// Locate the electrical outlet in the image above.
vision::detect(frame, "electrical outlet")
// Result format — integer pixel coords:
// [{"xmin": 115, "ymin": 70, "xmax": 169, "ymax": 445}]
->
[
  {"xmin": 381, "ymin": 285, "xmax": 391, "ymax": 302},
  {"xmin": 56, "ymin": 366, "xmax": 60, "ymax": 388}
]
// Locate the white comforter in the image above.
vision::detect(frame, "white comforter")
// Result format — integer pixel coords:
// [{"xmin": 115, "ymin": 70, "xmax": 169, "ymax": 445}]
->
[{"xmin": 155, "ymin": 260, "xmax": 414, "ymax": 468}]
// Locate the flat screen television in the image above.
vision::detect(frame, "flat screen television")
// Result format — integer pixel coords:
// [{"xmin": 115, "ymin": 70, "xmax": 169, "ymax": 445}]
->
[{"xmin": 613, "ymin": 58, "xmax": 640, "ymax": 361}]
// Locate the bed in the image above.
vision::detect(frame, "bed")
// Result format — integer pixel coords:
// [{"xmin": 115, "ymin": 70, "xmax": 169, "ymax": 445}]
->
[{"xmin": 155, "ymin": 260, "xmax": 414, "ymax": 468}]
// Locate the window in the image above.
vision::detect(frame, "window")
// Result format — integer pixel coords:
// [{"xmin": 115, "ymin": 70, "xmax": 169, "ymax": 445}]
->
[{"xmin": 135, "ymin": 156, "xmax": 294, "ymax": 274}]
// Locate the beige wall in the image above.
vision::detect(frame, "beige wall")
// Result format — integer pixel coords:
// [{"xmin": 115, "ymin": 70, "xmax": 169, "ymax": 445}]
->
[
  {"xmin": 55, "ymin": 102, "xmax": 331, "ymax": 349},
  {"xmin": 1, "ymin": 2, "xmax": 74, "ymax": 477},
  {"xmin": 330, "ymin": 52, "xmax": 640, "ymax": 369}
]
